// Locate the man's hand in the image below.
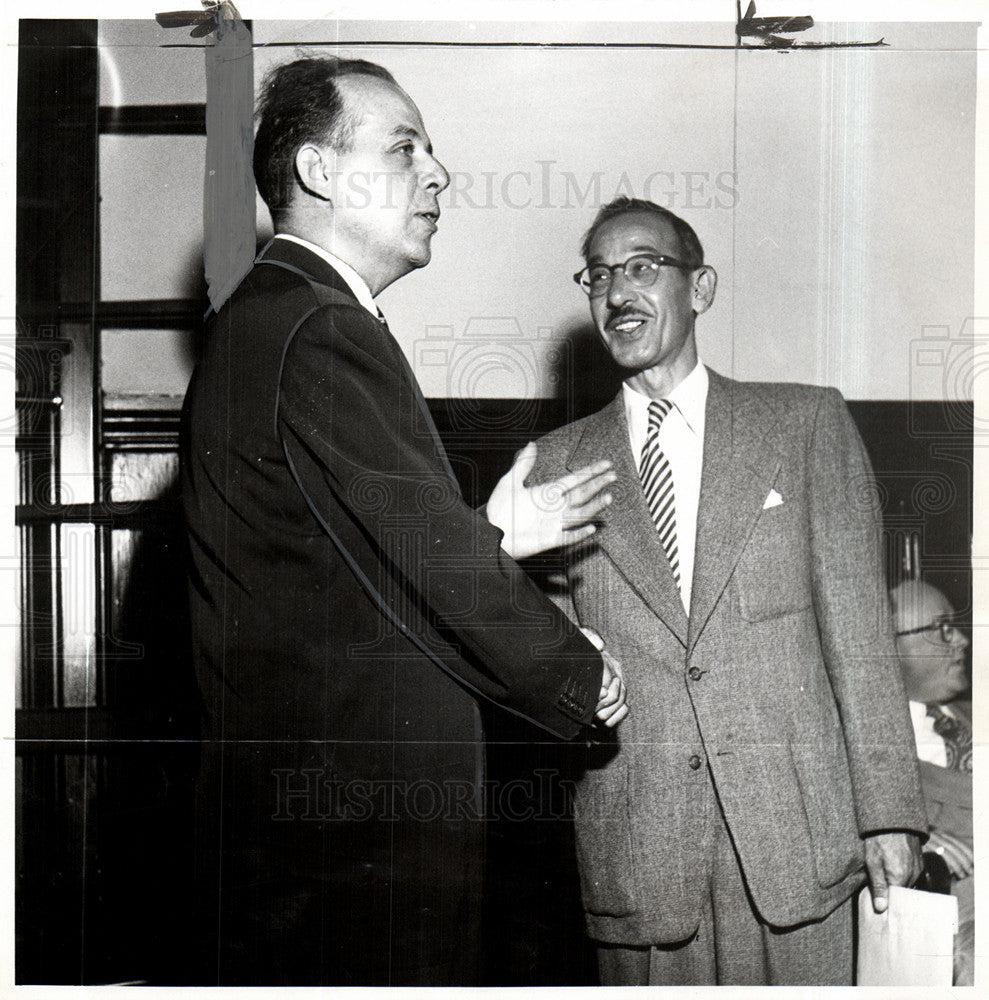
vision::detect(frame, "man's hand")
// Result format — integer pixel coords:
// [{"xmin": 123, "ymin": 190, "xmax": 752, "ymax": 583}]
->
[
  {"xmin": 863, "ymin": 831, "xmax": 923, "ymax": 913},
  {"xmin": 486, "ymin": 442, "xmax": 615, "ymax": 560},
  {"xmin": 594, "ymin": 652, "xmax": 628, "ymax": 727},
  {"xmin": 925, "ymin": 829, "xmax": 974, "ymax": 879},
  {"xmin": 582, "ymin": 626, "xmax": 628, "ymax": 728}
]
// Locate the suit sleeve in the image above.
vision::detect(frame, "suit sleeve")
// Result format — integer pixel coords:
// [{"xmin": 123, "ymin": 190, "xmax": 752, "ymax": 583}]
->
[
  {"xmin": 276, "ymin": 301, "xmax": 602, "ymax": 739},
  {"xmin": 808, "ymin": 389, "xmax": 927, "ymax": 836}
]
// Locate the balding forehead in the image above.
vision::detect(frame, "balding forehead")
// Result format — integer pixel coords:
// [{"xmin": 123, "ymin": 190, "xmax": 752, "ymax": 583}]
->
[
  {"xmin": 890, "ymin": 580, "xmax": 952, "ymax": 628},
  {"xmin": 589, "ymin": 212, "xmax": 685, "ymax": 259},
  {"xmin": 337, "ymin": 71, "xmax": 408, "ymax": 105}
]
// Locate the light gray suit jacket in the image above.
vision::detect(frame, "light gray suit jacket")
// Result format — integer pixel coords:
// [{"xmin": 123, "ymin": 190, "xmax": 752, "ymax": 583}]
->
[{"xmin": 530, "ymin": 369, "xmax": 927, "ymax": 945}]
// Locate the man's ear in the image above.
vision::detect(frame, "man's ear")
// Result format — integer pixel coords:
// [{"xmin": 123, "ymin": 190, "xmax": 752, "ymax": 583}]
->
[
  {"xmin": 691, "ymin": 265, "xmax": 717, "ymax": 315},
  {"xmin": 294, "ymin": 144, "xmax": 335, "ymax": 202}
]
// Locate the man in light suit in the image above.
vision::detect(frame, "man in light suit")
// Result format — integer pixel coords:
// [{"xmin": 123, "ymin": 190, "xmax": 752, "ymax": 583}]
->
[
  {"xmin": 181, "ymin": 57, "xmax": 626, "ymax": 986},
  {"xmin": 528, "ymin": 197, "xmax": 926, "ymax": 985},
  {"xmin": 891, "ymin": 579, "xmax": 973, "ymax": 985}
]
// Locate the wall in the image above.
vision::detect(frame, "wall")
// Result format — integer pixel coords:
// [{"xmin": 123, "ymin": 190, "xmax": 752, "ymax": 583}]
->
[{"xmin": 97, "ymin": 16, "xmax": 976, "ymax": 401}]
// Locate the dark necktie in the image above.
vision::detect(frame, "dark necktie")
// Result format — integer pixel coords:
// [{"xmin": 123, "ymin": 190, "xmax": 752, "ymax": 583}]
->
[
  {"xmin": 639, "ymin": 399, "xmax": 679, "ymax": 590},
  {"xmin": 927, "ymin": 703, "xmax": 972, "ymax": 772}
]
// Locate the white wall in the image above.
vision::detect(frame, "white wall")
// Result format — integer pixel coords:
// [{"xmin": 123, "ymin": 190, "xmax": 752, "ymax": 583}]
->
[{"xmin": 98, "ymin": 17, "xmax": 977, "ymax": 401}]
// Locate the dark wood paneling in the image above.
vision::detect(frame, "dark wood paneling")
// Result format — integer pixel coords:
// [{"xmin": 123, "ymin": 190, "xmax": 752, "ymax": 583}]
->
[
  {"xmin": 17, "ymin": 20, "xmax": 101, "ymax": 983},
  {"xmin": 99, "ymin": 103, "xmax": 206, "ymax": 135},
  {"xmin": 849, "ymin": 400, "xmax": 973, "ymax": 619},
  {"xmin": 17, "ymin": 19, "xmax": 99, "ymax": 310},
  {"xmin": 19, "ymin": 299, "xmax": 203, "ymax": 329}
]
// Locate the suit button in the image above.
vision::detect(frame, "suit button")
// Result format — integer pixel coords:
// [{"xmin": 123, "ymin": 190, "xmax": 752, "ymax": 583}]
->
[
  {"xmin": 688, "ymin": 666, "xmax": 702, "ymax": 680},
  {"xmin": 688, "ymin": 755, "xmax": 702, "ymax": 770}
]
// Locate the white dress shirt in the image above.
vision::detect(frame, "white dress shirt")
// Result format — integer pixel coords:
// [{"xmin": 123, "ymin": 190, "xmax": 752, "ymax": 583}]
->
[
  {"xmin": 909, "ymin": 699, "xmax": 949, "ymax": 767},
  {"xmin": 623, "ymin": 361, "xmax": 708, "ymax": 614},
  {"xmin": 274, "ymin": 233, "xmax": 378, "ymax": 318}
]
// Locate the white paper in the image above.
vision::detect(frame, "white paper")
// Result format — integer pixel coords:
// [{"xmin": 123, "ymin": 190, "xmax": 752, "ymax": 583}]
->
[{"xmin": 857, "ymin": 884, "xmax": 958, "ymax": 986}]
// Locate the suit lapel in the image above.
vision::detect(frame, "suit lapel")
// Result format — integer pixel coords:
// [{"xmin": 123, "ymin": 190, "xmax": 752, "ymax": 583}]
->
[
  {"xmin": 259, "ymin": 237, "xmax": 460, "ymax": 489},
  {"xmin": 256, "ymin": 236, "xmax": 357, "ymax": 298},
  {"xmin": 687, "ymin": 371, "xmax": 783, "ymax": 652},
  {"xmin": 569, "ymin": 395, "xmax": 689, "ymax": 647}
]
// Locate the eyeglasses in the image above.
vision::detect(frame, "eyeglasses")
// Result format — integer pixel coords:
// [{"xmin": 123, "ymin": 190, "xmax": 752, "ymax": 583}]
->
[
  {"xmin": 895, "ymin": 621, "xmax": 960, "ymax": 643},
  {"xmin": 573, "ymin": 253, "xmax": 700, "ymax": 297}
]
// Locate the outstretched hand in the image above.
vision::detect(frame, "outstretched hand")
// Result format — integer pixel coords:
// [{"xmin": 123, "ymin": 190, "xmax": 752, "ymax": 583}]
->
[{"xmin": 486, "ymin": 442, "xmax": 615, "ymax": 560}]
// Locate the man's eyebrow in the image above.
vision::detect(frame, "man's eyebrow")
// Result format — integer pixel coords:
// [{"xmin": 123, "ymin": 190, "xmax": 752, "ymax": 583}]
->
[
  {"xmin": 389, "ymin": 124, "xmax": 433, "ymax": 154},
  {"xmin": 587, "ymin": 245, "xmax": 663, "ymax": 263}
]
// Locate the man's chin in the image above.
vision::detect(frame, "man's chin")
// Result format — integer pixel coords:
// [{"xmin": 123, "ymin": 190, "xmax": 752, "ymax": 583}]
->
[
  {"xmin": 383, "ymin": 249, "xmax": 431, "ymax": 289},
  {"xmin": 405, "ymin": 243, "xmax": 433, "ymax": 270}
]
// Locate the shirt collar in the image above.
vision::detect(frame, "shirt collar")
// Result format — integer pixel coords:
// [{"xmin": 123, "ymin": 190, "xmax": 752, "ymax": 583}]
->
[
  {"xmin": 622, "ymin": 360, "xmax": 708, "ymax": 436},
  {"xmin": 909, "ymin": 700, "xmax": 929, "ymax": 731},
  {"xmin": 273, "ymin": 233, "xmax": 377, "ymax": 316},
  {"xmin": 910, "ymin": 698, "xmax": 957, "ymax": 722}
]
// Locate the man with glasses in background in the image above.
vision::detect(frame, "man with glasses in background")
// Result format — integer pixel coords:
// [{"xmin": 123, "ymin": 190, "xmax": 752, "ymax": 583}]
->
[
  {"xmin": 890, "ymin": 579, "xmax": 973, "ymax": 985},
  {"xmin": 526, "ymin": 197, "xmax": 927, "ymax": 985}
]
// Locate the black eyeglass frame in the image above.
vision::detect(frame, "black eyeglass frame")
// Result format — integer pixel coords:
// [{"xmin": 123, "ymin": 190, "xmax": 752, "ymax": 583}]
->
[
  {"xmin": 573, "ymin": 253, "xmax": 701, "ymax": 297},
  {"xmin": 894, "ymin": 621, "xmax": 960, "ymax": 643}
]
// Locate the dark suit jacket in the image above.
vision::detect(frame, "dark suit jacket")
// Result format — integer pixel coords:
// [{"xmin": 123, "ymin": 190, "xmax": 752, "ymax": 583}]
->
[
  {"xmin": 180, "ymin": 238, "xmax": 602, "ymax": 984},
  {"xmin": 529, "ymin": 369, "xmax": 927, "ymax": 945}
]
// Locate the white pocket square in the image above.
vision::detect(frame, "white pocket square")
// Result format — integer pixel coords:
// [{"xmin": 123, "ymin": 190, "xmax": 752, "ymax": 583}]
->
[{"xmin": 763, "ymin": 488, "xmax": 784, "ymax": 510}]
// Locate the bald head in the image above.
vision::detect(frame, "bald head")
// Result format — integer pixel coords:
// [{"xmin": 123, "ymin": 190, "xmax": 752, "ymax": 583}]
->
[{"xmin": 890, "ymin": 580, "xmax": 968, "ymax": 704}]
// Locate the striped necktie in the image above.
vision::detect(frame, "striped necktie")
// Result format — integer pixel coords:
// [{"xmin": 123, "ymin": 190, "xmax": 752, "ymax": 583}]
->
[
  {"xmin": 639, "ymin": 399, "xmax": 679, "ymax": 589},
  {"xmin": 927, "ymin": 703, "xmax": 972, "ymax": 772}
]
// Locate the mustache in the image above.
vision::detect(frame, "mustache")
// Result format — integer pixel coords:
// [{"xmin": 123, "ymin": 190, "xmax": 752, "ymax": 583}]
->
[{"xmin": 606, "ymin": 306, "xmax": 650, "ymax": 326}]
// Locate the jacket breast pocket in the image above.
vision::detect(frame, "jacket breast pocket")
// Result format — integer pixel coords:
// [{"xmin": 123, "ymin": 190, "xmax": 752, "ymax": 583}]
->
[{"xmin": 735, "ymin": 502, "xmax": 813, "ymax": 622}]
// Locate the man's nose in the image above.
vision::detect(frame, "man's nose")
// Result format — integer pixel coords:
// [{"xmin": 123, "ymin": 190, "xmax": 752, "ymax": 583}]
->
[
  {"xmin": 606, "ymin": 268, "xmax": 635, "ymax": 307},
  {"xmin": 421, "ymin": 152, "xmax": 449, "ymax": 193},
  {"xmin": 952, "ymin": 626, "xmax": 969, "ymax": 650}
]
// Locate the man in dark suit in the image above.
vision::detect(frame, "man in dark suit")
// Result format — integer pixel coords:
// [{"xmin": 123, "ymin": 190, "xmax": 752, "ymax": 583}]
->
[
  {"xmin": 890, "ymin": 579, "xmax": 973, "ymax": 986},
  {"xmin": 528, "ymin": 197, "xmax": 927, "ymax": 985},
  {"xmin": 181, "ymin": 57, "xmax": 625, "ymax": 986}
]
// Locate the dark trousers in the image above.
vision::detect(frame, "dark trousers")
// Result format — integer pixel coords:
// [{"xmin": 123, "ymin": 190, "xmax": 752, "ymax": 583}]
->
[
  {"xmin": 182, "ymin": 741, "xmax": 486, "ymax": 986},
  {"xmin": 188, "ymin": 874, "xmax": 482, "ymax": 986}
]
